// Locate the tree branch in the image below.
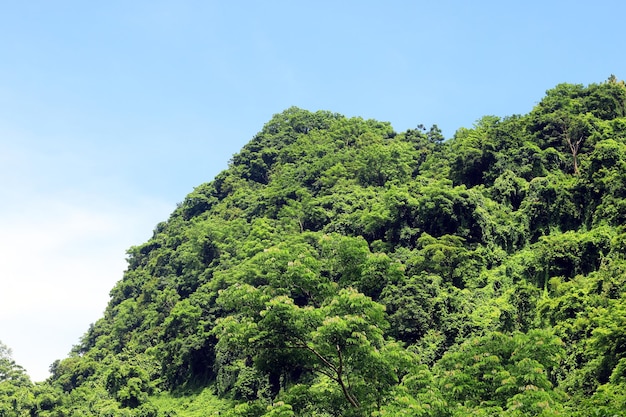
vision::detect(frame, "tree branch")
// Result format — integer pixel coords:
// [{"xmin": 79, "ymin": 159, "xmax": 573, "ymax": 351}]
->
[{"xmin": 291, "ymin": 339, "xmax": 360, "ymax": 408}]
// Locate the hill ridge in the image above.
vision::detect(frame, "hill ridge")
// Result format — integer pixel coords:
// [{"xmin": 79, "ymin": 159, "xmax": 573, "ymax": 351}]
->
[{"xmin": 3, "ymin": 77, "xmax": 626, "ymax": 416}]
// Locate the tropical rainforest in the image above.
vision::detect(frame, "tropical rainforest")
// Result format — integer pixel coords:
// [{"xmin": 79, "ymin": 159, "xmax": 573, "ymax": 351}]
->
[{"xmin": 3, "ymin": 77, "xmax": 626, "ymax": 416}]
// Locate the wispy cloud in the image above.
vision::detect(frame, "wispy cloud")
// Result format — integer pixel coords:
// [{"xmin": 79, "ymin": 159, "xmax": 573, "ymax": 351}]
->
[{"xmin": 0, "ymin": 134, "xmax": 173, "ymax": 380}]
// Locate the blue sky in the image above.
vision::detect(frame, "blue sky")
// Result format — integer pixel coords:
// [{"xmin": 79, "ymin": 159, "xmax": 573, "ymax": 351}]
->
[{"xmin": 1, "ymin": 0, "xmax": 624, "ymax": 381}]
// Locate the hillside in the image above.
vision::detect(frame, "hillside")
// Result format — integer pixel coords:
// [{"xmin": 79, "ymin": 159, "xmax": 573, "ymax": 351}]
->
[{"xmin": 2, "ymin": 77, "xmax": 626, "ymax": 416}]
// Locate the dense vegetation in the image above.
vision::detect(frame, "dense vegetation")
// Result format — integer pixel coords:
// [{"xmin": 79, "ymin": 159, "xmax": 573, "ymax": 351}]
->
[{"xmin": 3, "ymin": 77, "xmax": 626, "ymax": 416}]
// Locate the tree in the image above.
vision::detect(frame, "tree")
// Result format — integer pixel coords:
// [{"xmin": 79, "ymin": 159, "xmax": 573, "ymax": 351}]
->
[
  {"xmin": 0, "ymin": 341, "xmax": 33, "ymax": 417},
  {"xmin": 435, "ymin": 330, "xmax": 565, "ymax": 414},
  {"xmin": 216, "ymin": 288, "xmax": 401, "ymax": 413},
  {"xmin": 555, "ymin": 112, "xmax": 594, "ymax": 175},
  {"xmin": 0, "ymin": 341, "xmax": 30, "ymax": 386}
]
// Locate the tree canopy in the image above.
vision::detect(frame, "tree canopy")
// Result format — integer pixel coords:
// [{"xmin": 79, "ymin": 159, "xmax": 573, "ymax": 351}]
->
[{"xmin": 4, "ymin": 77, "xmax": 626, "ymax": 416}]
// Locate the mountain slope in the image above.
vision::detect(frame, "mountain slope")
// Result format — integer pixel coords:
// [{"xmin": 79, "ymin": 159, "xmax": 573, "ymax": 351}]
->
[{"xmin": 4, "ymin": 77, "xmax": 626, "ymax": 416}]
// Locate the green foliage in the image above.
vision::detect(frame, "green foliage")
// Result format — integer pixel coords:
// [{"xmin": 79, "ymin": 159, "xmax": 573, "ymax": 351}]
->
[
  {"xmin": 149, "ymin": 387, "xmax": 231, "ymax": 416},
  {"xmin": 0, "ymin": 341, "xmax": 34, "ymax": 417},
  {"xmin": 7, "ymin": 78, "xmax": 626, "ymax": 415},
  {"xmin": 434, "ymin": 330, "xmax": 565, "ymax": 415}
]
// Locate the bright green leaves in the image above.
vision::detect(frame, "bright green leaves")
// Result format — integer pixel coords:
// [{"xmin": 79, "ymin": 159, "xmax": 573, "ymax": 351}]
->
[
  {"xmin": 354, "ymin": 140, "xmax": 415, "ymax": 187},
  {"xmin": 214, "ymin": 273, "xmax": 401, "ymax": 413},
  {"xmin": 306, "ymin": 290, "xmax": 403, "ymax": 411},
  {"xmin": 527, "ymin": 80, "xmax": 626, "ymax": 179},
  {"xmin": 374, "ymin": 365, "xmax": 447, "ymax": 417},
  {"xmin": 159, "ymin": 296, "xmax": 216, "ymax": 389},
  {"xmin": 378, "ymin": 329, "xmax": 566, "ymax": 417},
  {"xmin": 527, "ymin": 228, "xmax": 613, "ymax": 286},
  {"xmin": 449, "ymin": 117, "xmax": 499, "ymax": 187},
  {"xmin": 104, "ymin": 359, "xmax": 151, "ymax": 408},
  {"xmin": 0, "ymin": 342, "xmax": 30, "ymax": 387},
  {"xmin": 0, "ymin": 341, "xmax": 34, "ymax": 417},
  {"xmin": 215, "ymin": 235, "xmax": 331, "ymax": 309},
  {"xmin": 491, "ymin": 170, "xmax": 529, "ymax": 210},
  {"xmin": 435, "ymin": 330, "xmax": 565, "ymax": 415},
  {"xmin": 589, "ymin": 299, "xmax": 626, "ymax": 383},
  {"xmin": 318, "ymin": 288, "xmax": 387, "ymax": 346},
  {"xmin": 416, "ymin": 233, "xmax": 476, "ymax": 287},
  {"xmin": 520, "ymin": 174, "xmax": 581, "ymax": 239},
  {"xmin": 579, "ymin": 139, "xmax": 626, "ymax": 227},
  {"xmin": 358, "ymin": 251, "xmax": 404, "ymax": 299}
]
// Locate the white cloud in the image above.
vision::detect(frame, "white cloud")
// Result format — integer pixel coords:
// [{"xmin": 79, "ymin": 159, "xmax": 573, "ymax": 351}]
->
[
  {"xmin": 0, "ymin": 191, "xmax": 172, "ymax": 381},
  {"xmin": 0, "ymin": 115, "xmax": 184, "ymax": 382}
]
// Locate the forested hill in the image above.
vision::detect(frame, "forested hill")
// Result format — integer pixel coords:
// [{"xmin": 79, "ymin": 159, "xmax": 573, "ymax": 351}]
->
[{"xmin": 3, "ymin": 77, "xmax": 626, "ymax": 416}]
